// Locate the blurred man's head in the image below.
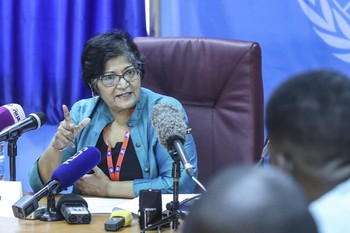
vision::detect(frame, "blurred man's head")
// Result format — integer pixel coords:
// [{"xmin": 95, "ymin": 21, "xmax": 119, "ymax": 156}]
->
[
  {"xmin": 183, "ymin": 165, "xmax": 318, "ymax": 233},
  {"xmin": 266, "ymin": 70, "xmax": 350, "ymax": 201}
]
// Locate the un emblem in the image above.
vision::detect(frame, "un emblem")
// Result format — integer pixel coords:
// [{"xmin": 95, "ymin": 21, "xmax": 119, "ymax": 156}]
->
[{"xmin": 298, "ymin": 0, "xmax": 350, "ymax": 63}]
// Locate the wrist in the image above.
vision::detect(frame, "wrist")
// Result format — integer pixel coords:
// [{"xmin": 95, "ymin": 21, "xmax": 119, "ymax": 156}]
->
[
  {"xmin": 104, "ymin": 181, "xmax": 111, "ymax": 197},
  {"xmin": 51, "ymin": 143, "xmax": 65, "ymax": 152}
]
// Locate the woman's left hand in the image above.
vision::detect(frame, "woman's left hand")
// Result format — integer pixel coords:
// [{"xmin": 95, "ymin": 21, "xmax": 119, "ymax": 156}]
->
[{"xmin": 76, "ymin": 166, "xmax": 111, "ymax": 197}]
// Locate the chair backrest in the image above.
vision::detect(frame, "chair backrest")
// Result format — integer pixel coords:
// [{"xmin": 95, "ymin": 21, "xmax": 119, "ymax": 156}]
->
[{"xmin": 134, "ymin": 37, "xmax": 264, "ymax": 186}]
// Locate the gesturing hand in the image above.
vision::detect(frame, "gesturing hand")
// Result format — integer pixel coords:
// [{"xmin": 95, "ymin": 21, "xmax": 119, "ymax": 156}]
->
[{"xmin": 51, "ymin": 104, "xmax": 90, "ymax": 151}]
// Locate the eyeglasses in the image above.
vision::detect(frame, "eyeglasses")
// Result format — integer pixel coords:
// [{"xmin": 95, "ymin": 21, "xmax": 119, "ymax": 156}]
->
[{"xmin": 97, "ymin": 68, "xmax": 140, "ymax": 87}]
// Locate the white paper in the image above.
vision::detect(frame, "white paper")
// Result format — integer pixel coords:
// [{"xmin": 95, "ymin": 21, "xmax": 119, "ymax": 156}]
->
[
  {"xmin": 0, "ymin": 181, "xmax": 23, "ymax": 218},
  {"xmin": 85, "ymin": 193, "xmax": 200, "ymax": 214},
  {"xmin": 84, "ymin": 197, "xmax": 130, "ymax": 214}
]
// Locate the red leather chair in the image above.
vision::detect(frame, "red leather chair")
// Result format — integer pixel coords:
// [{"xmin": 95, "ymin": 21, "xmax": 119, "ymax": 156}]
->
[{"xmin": 135, "ymin": 37, "xmax": 264, "ymax": 188}]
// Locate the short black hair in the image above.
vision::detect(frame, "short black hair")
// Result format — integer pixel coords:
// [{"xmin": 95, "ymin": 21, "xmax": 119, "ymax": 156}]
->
[
  {"xmin": 266, "ymin": 69, "xmax": 350, "ymax": 163},
  {"xmin": 183, "ymin": 165, "xmax": 317, "ymax": 233},
  {"xmin": 81, "ymin": 29, "xmax": 144, "ymax": 95}
]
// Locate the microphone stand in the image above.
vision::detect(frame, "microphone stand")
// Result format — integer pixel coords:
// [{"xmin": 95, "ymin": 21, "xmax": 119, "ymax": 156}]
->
[
  {"xmin": 39, "ymin": 183, "xmax": 64, "ymax": 222},
  {"xmin": 7, "ymin": 138, "xmax": 19, "ymax": 181},
  {"xmin": 2, "ymin": 128, "xmax": 25, "ymax": 181},
  {"xmin": 141, "ymin": 148, "xmax": 184, "ymax": 232}
]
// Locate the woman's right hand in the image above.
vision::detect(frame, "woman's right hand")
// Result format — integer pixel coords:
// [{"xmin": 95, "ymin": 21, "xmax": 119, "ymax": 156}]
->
[{"xmin": 51, "ymin": 105, "xmax": 90, "ymax": 151}]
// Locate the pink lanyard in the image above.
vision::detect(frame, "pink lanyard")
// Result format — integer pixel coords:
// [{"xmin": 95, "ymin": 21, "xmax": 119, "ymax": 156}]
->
[{"xmin": 103, "ymin": 127, "xmax": 131, "ymax": 181}]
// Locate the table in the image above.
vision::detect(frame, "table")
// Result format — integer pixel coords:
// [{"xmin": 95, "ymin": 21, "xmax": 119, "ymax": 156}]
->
[
  {"xmin": 1, "ymin": 194, "xmax": 186, "ymax": 233},
  {"xmin": 0, "ymin": 190, "xmax": 198, "ymax": 233},
  {"xmin": 0, "ymin": 214, "xmax": 181, "ymax": 233}
]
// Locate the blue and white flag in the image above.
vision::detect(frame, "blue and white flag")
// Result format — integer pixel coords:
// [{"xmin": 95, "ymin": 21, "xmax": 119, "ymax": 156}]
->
[
  {"xmin": 299, "ymin": 0, "xmax": 350, "ymax": 63},
  {"xmin": 161, "ymin": 0, "xmax": 350, "ymax": 103}
]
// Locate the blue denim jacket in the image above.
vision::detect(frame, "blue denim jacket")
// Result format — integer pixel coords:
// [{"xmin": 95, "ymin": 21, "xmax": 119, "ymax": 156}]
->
[{"xmin": 29, "ymin": 88, "xmax": 198, "ymax": 196}]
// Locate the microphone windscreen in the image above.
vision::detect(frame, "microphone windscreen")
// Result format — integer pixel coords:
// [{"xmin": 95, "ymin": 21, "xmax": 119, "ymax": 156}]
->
[
  {"xmin": 29, "ymin": 112, "xmax": 47, "ymax": 128},
  {"xmin": 150, "ymin": 102, "xmax": 187, "ymax": 149},
  {"xmin": 0, "ymin": 104, "xmax": 26, "ymax": 131},
  {"xmin": 51, "ymin": 146, "xmax": 101, "ymax": 189},
  {"xmin": 110, "ymin": 210, "xmax": 133, "ymax": 226}
]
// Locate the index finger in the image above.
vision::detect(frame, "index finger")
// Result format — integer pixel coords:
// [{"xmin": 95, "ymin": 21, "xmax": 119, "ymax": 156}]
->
[{"xmin": 62, "ymin": 104, "xmax": 73, "ymax": 123}]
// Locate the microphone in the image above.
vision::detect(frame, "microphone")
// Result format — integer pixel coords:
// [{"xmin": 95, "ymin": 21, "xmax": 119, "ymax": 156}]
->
[
  {"xmin": 105, "ymin": 209, "xmax": 133, "ymax": 231},
  {"xmin": 150, "ymin": 102, "xmax": 195, "ymax": 177},
  {"xmin": 256, "ymin": 140, "xmax": 270, "ymax": 167},
  {"xmin": 0, "ymin": 103, "xmax": 26, "ymax": 131},
  {"xmin": 56, "ymin": 194, "xmax": 91, "ymax": 224},
  {"xmin": 12, "ymin": 146, "xmax": 101, "ymax": 219},
  {"xmin": 0, "ymin": 112, "xmax": 47, "ymax": 142},
  {"xmin": 138, "ymin": 189, "xmax": 162, "ymax": 230},
  {"xmin": 51, "ymin": 146, "xmax": 101, "ymax": 189}
]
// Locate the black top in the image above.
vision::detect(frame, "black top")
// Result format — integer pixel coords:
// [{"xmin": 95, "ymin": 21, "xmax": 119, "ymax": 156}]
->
[{"xmin": 95, "ymin": 131, "xmax": 143, "ymax": 181}]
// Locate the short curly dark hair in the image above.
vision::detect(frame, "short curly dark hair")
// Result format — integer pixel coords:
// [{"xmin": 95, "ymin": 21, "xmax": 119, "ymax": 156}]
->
[
  {"xmin": 266, "ymin": 69, "xmax": 350, "ymax": 163},
  {"xmin": 81, "ymin": 29, "xmax": 144, "ymax": 95}
]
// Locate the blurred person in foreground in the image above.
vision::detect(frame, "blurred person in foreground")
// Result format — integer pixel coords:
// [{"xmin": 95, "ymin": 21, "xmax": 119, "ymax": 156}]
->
[
  {"xmin": 29, "ymin": 29, "xmax": 198, "ymax": 198},
  {"xmin": 266, "ymin": 69, "xmax": 350, "ymax": 233},
  {"xmin": 182, "ymin": 165, "xmax": 318, "ymax": 233}
]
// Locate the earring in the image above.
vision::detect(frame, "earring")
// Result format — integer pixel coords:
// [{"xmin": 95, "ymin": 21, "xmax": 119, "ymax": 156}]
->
[
  {"xmin": 92, "ymin": 91, "xmax": 97, "ymax": 103},
  {"xmin": 89, "ymin": 84, "xmax": 97, "ymax": 103}
]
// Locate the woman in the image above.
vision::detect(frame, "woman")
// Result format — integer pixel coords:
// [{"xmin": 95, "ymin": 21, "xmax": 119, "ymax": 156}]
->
[{"xmin": 29, "ymin": 29, "xmax": 198, "ymax": 198}]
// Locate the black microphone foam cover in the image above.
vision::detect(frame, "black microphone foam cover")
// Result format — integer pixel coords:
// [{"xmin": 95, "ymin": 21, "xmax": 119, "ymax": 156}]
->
[
  {"xmin": 32, "ymin": 112, "xmax": 47, "ymax": 128},
  {"xmin": 56, "ymin": 194, "xmax": 88, "ymax": 210},
  {"xmin": 57, "ymin": 194, "xmax": 91, "ymax": 224}
]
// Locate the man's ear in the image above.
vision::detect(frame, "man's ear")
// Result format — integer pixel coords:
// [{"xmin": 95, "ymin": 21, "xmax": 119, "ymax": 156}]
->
[
  {"xmin": 275, "ymin": 153, "xmax": 294, "ymax": 173},
  {"xmin": 268, "ymin": 140, "xmax": 294, "ymax": 172}
]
